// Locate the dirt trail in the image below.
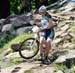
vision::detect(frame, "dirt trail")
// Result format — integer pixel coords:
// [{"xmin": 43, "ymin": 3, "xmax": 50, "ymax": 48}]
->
[{"xmin": 1, "ymin": 60, "xmax": 55, "ymax": 73}]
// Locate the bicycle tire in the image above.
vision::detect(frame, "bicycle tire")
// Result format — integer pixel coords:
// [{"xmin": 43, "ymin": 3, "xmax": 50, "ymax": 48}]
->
[{"xmin": 19, "ymin": 38, "xmax": 39, "ymax": 59}]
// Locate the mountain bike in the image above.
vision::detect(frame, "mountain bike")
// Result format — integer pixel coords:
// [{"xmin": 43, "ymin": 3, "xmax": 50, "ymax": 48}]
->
[{"xmin": 19, "ymin": 26, "xmax": 43, "ymax": 59}]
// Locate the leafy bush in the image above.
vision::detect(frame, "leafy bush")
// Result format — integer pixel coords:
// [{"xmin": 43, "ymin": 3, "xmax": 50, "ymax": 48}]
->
[
  {"xmin": 0, "ymin": 31, "xmax": 16, "ymax": 48},
  {"xmin": 3, "ymin": 33, "xmax": 33, "ymax": 50},
  {"xmin": 10, "ymin": 0, "xmax": 21, "ymax": 14}
]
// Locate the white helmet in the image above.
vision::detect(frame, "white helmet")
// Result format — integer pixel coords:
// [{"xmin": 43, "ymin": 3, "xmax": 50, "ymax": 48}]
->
[{"xmin": 39, "ymin": 5, "xmax": 47, "ymax": 13}]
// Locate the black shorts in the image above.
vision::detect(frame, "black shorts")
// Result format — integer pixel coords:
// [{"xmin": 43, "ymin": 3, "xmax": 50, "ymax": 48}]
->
[{"xmin": 41, "ymin": 28, "xmax": 55, "ymax": 40}]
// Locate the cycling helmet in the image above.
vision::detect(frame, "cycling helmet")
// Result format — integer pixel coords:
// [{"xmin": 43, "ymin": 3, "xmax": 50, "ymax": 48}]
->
[{"xmin": 39, "ymin": 5, "xmax": 47, "ymax": 13}]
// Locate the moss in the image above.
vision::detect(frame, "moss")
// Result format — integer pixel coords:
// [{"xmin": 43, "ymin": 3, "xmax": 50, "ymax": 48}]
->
[
  {"xmin": 2, "ymin": 57, "xmax": 23, "ymax": 68},
  {"xmin": 54, "ymin": 63, "xmax": 67, "ymax": 71},
  {"xmin": 3, "ymin": 33, "xmax": 33, "ymax": 50},
  {"xmin": 24, "ymin": 69, "xmax": 32, "ymax": 73}
]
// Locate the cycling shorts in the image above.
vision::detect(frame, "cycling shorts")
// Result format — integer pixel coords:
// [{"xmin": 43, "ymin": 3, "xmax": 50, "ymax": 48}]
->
[{"xmin": 41, "ymin": 28, "xmax": 55, "ymax": 41}]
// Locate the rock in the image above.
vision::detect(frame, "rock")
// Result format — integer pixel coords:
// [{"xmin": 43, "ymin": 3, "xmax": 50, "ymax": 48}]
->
[
  {"xmin": 55, "ymin": 55, "xmax": 66, "ymax": 63},
  {"xmin": 60, "ymin": 24, "xmax": 70, "ymax": 32},
  {"xmin": 5, "ymin": 52, "xmax": 20, "ymax": 58},
  {"xmin": 0, "ymin": 25, "xmax": 2, "ymax": 32},
  {"xmin": 24, "ymin": 27, "xmax": 32, "ymax": 33},
  {"xmin": 16, "ymin": 27, "xmax": 26, "ymax": 35},
  {"xmin": 52, "ymin": 38, "xmax": 64, "ymax": 44},
  {"xmin": 32, "ymin": 67, "xmax": 55, "ymax": 73},
  {"xmin": 68, "ymin": 26, "xmax": 75, "ymax": 32},
  {"xmin": 0, "ymin": 67, "xmax": 1, "ymax": 72},
  {"xmin": 55, "ymin": 70, "xmax": 64, "ymax": 73},
  {"xmin": 60, "ymin": 32, "xmax": 68, "ymax": 37},
  {"xmin": 12, "ymin": 19, "xmax": 29, "ymax": 28},
  {"xmin": 63, "ymin": 36, "xmax": 72, "ymax": 43},
  {"xmin": 61, "ymin": 16, "xmax": 71, "ymax": 20},
  {"xmin": 11, "ymin": 67, "xmax": 21, "ymax": 73},
  {"xmin": 52, "ymin": 16, "xmax": 59, "ymax": 22},
  {"xmin": 70, "ymin": 15, "xmax": 75, "ymax": 20},
  {"xmin": 49, "ymin": 9, "xmax": 56, "ymax": 13},
  {"xmin": 68, "ymin": 50, "xmax": 75, "ymax": 54},
  {"xmin": 16, "ymin": 26, "xmax": 32, "ymax": 35},
  {"xmin": 63, "ymin": 43, "xmax": 75, "ymax": 49},
  {"xmin": 55, "ymin": 30, "xmax": 64, "ymax": 38},
  {"xmin": 69, "ymin": 33, "xmax": 75, "ymax": 38},
  {"xmin": 1, "ymin": 57, "xmax": 10, "ymax": 67},
  {"xmin": 2, "ymin": 24, "xmax": 13, "ymax": 32},
  {"xmin": 54, "ymin": 49, "xmax": 75, "ymax": 68},
  {"xmin": 65, "ymin": 50, "xmax": 75, "ymax": 68},
  {"xmin": 59, "ymin": 6, "xmax": 75, "ymax": 15},
  {"xmin": 64, "ymin": 69, "xmax": 71, "ymax": 73},
  {"xmin": 0, "ymin": 19, "xmax": 5, "ymax": 24},
  {"xmin": 10, "ymin": 18, "xmax": 17, "ymax": 22},
  {"xmin": 66, "ymin": 53, "xmax": 75, "ymax": 59},
  {"xmin": 12, "ymin": 14, "xmax": 32, "ymax": 28},
  {"xmin": 1, "ymin": 62, "xmax": 40, "ymax": 73},
  {"xmin": 65, "ymin": 20, "xmax": 75, "ymax": 23},
  {"xmin": 3, "ymin": 14, "xmax": 18, "ymax": 24},
  {"xmin": 66, "ymin": 50, "xmax": 75, "ymax": 59},
  {"xmin": 3, "ymin": 49, "xmax": 11, "ymax": 56},
  {"xmin": 57, "ymin": 22, "xmax": 65, "ymax": 28}
]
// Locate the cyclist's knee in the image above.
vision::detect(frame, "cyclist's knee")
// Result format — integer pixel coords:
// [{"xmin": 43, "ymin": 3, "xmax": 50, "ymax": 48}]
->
[
  {"xmin": 46, "ymin": 38, "xmax": 51, "ymax": 47},
  {"xmin": 40, "ymin": 37, "xmax": 45, "ymax": 43},
  {"xmin": 47, "ymin": 37, "xmax": 52, "ymax": 42}
]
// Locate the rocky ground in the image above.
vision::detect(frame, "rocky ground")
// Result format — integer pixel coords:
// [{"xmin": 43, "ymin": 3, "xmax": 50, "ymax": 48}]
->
[{"xmin": 0, "ymin": 0, "xmax": 75, "ymax": 73}]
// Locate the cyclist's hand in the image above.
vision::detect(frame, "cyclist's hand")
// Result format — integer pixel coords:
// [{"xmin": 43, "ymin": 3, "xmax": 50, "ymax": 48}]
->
[{"xmin": 39, "ymin": 27, "xmax": 45, "ymax": 31}]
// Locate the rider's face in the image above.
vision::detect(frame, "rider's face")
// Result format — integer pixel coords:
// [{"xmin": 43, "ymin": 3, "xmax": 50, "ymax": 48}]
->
[{"xmin": 39, "ymin": 12, "xmax": 46, "ymax": 16}]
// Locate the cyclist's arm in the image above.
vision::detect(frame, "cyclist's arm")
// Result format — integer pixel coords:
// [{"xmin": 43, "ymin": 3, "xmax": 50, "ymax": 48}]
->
[{"xmin": 35, "ymin": 22, "xmax": 42, "ymax": 27}]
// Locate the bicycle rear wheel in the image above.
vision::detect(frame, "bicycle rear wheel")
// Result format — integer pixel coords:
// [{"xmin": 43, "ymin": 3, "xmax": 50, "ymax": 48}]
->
[{"xmin": 19, "ymin": 38, "xmax": 39, "ymax": 59}]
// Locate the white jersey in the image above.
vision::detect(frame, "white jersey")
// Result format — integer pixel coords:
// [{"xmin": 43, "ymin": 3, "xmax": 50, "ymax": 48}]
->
[{"xmin": 41, "ymin": 17, "xmax": 48, "ymax": 29}]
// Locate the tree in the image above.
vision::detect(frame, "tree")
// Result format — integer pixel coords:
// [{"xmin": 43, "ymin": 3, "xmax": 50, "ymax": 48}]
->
[
  {"xmin": 20, "ymin": 0, "xmax": 32, "ymax": 13},
  {"xmin": 0, "ymin": 0, "xmax": 10, "ymax": 18},
  {"xmin": 50, "ymin": 0, "xmax": 58, "ymax": 4},
  {"xmin": 42, "ymin": 0, "xmax": 48, "ymax": 6}
]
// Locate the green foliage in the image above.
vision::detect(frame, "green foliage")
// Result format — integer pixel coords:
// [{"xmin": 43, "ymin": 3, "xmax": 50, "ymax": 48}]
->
[
  {"xmin": 1, "ymin": 57, "xmax": 23, "ymax": 68},
  {"xmin": 3, "ymin": 33, "xmax": 33, "ymax": 50},
  {"xmin": 9, "ymin": 0, "xmax": 56, "ymax": 15},
  {"xmin": 0, "ymin": 31, "xmax": 16, "ymax": 48},
  {"xmin": 10, "ymin": 0, "xmax": 21, "ymax": 14},
  {"xmin": 54, "ymin": 63, "xmax": 75, "ymax": 73},
  {"xmin": 54, "ymin": 64, "xmax": 67, "ymax": 71},
  {"xmin": 0, "ymin": 33, "xmax": 33, "ymax": 68},
  {"xmin": 70, "ymin": 27, "xmax": 75, "ymax": 33},
  {"xmin": 24, "ymin": 70, "xmax": 32, "ymax": 73}
]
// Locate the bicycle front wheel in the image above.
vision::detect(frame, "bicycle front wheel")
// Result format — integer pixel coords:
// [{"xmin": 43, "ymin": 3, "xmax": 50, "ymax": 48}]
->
[{"xmin": 19, "ymin": 38, "xmax": 39, "ymax": 59}]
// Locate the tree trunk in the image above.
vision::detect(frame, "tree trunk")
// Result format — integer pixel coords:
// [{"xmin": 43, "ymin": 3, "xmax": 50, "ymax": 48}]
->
[
  {"xmin": 50, "ymin": 0, "xmax": 58, "ymax": 4},
  {"xmin": 42, "ymin": 0, "xmax": 48, "ymax": 6},
  {"xmin": 0, "ymin": 0, "xmax": 10, "ymax": 19},
  {"xmin": 20, "ymin": 0, "xmax": 31, "ymax": 13}
]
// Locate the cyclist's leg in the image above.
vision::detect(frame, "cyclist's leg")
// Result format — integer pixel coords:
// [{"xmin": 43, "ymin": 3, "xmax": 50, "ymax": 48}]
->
[
  {"xmin": 45, "ymin": 38, "xmax": 52, "ymax": 57},
  {"xmin": 42, "ymin": 38, "xmax": 51, "ymax": 64},
  {"xmin": 45, "ymin": 29, "xmax": 55, "ymax": 58},
  {"xmin": 39, "ymin": 32, "xmax": 46, "ymax": 55},
  {"xmin": 39, "ymin": 32, "xmax": 46, "ymax": 62},
  {"xmin": 39, "ymin": 36, "xmax": 45, "ymax": 55}
]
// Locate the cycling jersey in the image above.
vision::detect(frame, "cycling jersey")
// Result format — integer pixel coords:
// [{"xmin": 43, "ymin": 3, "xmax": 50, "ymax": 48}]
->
[{"xmin": 40, "ymin": 12, "xmax": 55, "ymax": 40}]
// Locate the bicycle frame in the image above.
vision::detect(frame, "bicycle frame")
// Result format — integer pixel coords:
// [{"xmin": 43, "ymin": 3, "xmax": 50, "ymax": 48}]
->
[{"xmin": 32, "ymin": 26, "xmax": 46, "ymax": 48}]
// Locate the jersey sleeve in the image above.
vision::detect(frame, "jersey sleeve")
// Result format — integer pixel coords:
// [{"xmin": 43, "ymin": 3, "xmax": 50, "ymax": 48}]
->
[
  {"xmin": 45, "ymin": 12, "xmax": 52, "ymax": 21},
  {"xmin": 47, "ymin": 13, "xmax": 52, "ymax": 19}
]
